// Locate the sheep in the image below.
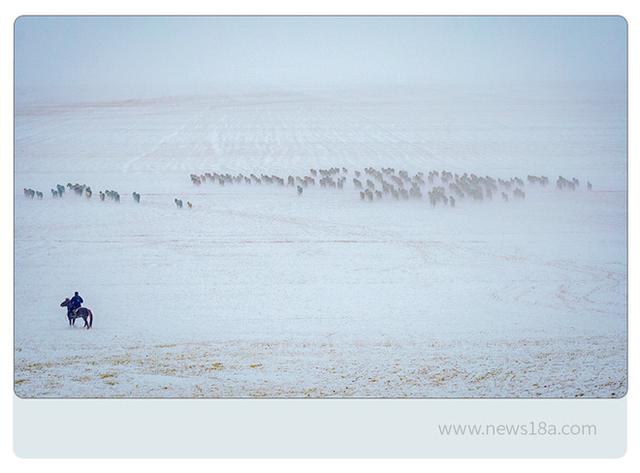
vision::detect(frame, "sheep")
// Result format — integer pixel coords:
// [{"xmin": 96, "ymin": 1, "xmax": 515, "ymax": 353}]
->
[
  {"xmin": 485, "ymin": 188, "xmax": 493, "ymax": 200},
  {"xmin": 174, "ymin": 167, "xmax": 588, "ymax": 214},
  {"xmin": 556, "ymin": 176, "xmax": 576, "ymax": 190}
]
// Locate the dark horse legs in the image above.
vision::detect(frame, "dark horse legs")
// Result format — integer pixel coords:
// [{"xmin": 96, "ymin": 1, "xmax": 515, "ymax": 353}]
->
[
  {"xmin": 69, "ymin": 315, "xmax": 88, "ymax": 327},
  {"xmin": 68, "ymin": 313, "xmax": 83, "ymax": 327}
]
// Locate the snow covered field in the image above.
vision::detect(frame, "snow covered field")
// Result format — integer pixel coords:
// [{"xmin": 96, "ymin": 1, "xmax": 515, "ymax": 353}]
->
[{"xmin": 14, "ymin": 89, "xmax": 627, "ymax": 398}]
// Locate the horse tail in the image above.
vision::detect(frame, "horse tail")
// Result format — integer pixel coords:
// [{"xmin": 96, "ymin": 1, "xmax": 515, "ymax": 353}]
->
[{"xmin": 87, "ymin": 309, "xmax": 93, "ymax": 329}]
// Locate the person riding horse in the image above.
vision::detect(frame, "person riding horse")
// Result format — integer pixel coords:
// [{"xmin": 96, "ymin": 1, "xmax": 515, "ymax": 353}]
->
[
  {"xmin": 69, "ymin": 292, "xmax": 84, "ymax": 313},
  {"xmin": 60, "ymin": 292, "xmax": 93, "ymax": 329}
]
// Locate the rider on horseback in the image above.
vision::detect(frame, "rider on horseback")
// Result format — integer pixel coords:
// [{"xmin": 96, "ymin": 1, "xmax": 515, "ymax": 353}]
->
[
  {"xmin": 69, "ymin": 292, "xmax": 83, "ymax": 313},
  {"xmin": 61, "ymin": 292, "xmax": 93, "ymax": 329}
]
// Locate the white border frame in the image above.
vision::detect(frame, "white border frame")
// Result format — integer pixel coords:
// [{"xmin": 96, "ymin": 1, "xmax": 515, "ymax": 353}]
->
[{"xmin": 2, "ymin": 0, "xmax": 638, "ymax": 469}]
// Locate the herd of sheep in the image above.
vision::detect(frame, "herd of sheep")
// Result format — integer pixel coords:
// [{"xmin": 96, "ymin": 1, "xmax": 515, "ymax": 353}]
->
[
  {"xmin": 188, "ymin": 168, "xmax": 592, "ymax": 207},
  {"xmin": 24, "ymin": 183, "xmax": 130, "ymax": 205},
  {"xmin": 22, "ymin": 181, "xmax": 195, "ymax": 209},
  {"xmin": 21, "ymin": 169, "xmax": 593, "ymax": 210}
]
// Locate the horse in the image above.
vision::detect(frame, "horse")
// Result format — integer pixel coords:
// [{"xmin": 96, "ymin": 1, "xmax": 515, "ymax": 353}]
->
[{"xmin": 60, "ymin": 298, "xmax": 93, "ymax": 329}]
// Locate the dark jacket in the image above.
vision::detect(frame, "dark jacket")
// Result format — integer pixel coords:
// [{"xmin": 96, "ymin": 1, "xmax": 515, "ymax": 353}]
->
[{"xmin": 70, "ymin": 294, "xmax": 83, "ymax": 310}]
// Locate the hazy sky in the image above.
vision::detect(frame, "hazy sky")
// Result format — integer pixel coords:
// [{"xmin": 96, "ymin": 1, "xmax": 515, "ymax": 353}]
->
[{"xmin": 15, "ymin": 16, "xmax": 627, "ymax": 100}]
